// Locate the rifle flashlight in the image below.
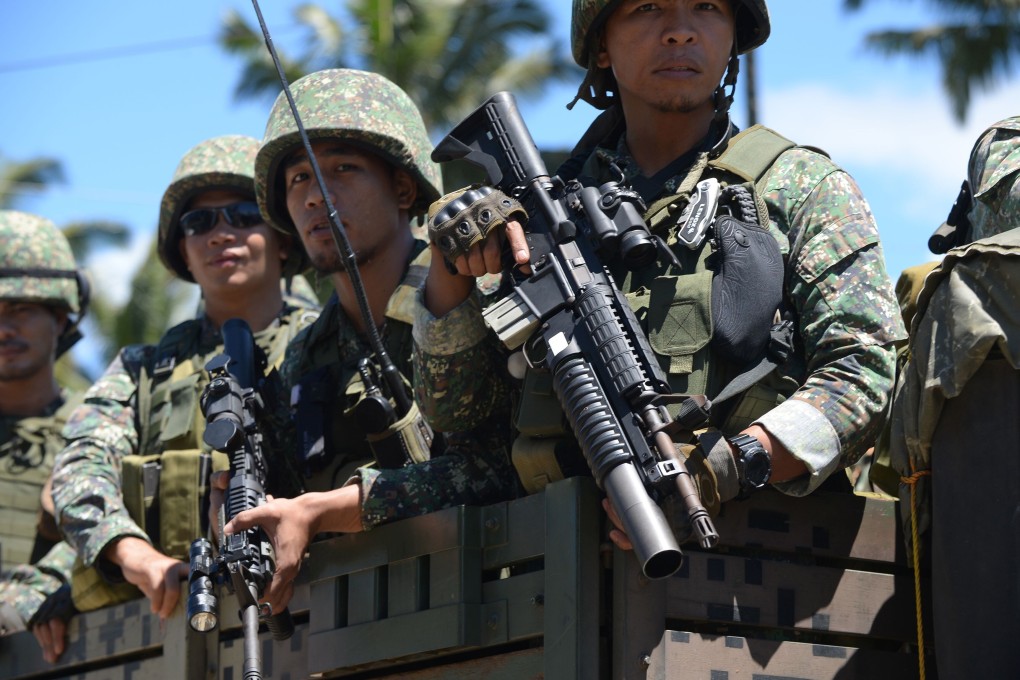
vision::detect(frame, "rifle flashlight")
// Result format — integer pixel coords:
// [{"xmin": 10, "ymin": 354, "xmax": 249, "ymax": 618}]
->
[{"xmin": 187, "ymin": 538, "xmax": 219, "ymax": 632}]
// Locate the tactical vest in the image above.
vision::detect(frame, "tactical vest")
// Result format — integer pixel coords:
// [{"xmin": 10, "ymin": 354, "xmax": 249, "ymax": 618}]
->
[
  {"xmin": 292, "ymin": 245, "xmax": 432, "ymax": 493},
  {"xmin": 71, "ymin": 305, "xmax": 316, "ymax": 612},
  {"xmin": 513, "ymin": 126, "xmax": 814, "ymax": 493},
  {"xmin": 0, "ymin": 395, "xmax": 78, "ymax": 571}
]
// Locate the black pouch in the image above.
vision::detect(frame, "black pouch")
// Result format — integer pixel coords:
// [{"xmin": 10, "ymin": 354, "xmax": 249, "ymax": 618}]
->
[{"xmin": 709, "ymin": 213, "xmax": 785, "ymax": 366}]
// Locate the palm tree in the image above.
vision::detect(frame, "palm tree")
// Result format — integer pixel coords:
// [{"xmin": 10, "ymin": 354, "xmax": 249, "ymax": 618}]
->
[
  {"xmin": 89, "ymin": 239, "xmax": 194, "ymax": 364},
  {"xmin": 0, "ymin": 153, "xmax": 64, "ymax": 209},
  {"xmin": 844, "ymin": 0, "xmax": 1020, "ymax": 122},
  {"xmin": 219, "ymin": 0, "xmax": 574, "ymax": 131}
]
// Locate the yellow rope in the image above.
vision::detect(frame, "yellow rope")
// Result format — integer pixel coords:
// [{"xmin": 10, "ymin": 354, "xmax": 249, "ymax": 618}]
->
[{"xmin": 901, "ymin": 468, "xmax": 932, "ymax": 679}]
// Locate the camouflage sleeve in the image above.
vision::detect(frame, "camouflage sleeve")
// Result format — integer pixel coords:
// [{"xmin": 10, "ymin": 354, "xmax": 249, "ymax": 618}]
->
[
  {"xmin": 412, "ymin": 287, "xmax": 512, "ymax": 432},
  {"xmin": 756, "ymin": 149, "xmax": 906, "ymax": 495},
  {"xmin": 0, "ymin": 541, "xmax": 76, "ymax": 625},
  {"xmin": 349, "ymin": 423, "xmax": 519, "ymax": 529},
  {"xmin": 52, "ymin": 347, "xmax": 151, "ymax": 568}
]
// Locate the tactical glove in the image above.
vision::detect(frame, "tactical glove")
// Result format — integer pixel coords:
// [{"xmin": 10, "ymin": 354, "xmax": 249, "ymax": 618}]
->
[
  {"xmin": 28, "ymin": 584, "xmax": 76, "ymax": 627},
  {"xmin": 666, "ymin": 431, "xmax": 741, "ymax": 543},
  {"xmin": 693, "ymin": 429, "xmax": 741, "ymax": 505},
  {"xmin": 427, "ymin": 185, "xmax": 528, "ymax": 266}
]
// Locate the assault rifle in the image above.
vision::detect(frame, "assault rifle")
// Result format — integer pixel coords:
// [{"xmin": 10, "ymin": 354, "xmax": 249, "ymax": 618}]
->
[
  {"xmin": 432, "ymin": 92, "xmax": 719, "ymax": 580},
  {"xmin": 186, "ymin": 318, "xmax": 292, "ymax": 680}
]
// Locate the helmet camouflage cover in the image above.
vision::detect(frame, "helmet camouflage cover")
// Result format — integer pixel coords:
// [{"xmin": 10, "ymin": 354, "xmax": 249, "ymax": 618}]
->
[
  {"xmin": 0, "ymin": 210, "xmax": 81, "ymax": 313},
  {"xmin": 571, "ymin": 0, "xmax": 770, "ymax": 68},
  {"xmin": 255, "ymin": 68, "xmax": 443, "ymax": 235},
  {"xmin": 158, "ymin": 134, "xmax": 309, "ymax": 282},
  {"xmin": 966, "ymin": 116, "xmax": 1020, "ymax": 241}
]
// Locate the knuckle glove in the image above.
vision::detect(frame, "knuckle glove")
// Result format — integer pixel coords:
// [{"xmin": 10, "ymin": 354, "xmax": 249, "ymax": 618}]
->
[{"xmin": 427, "ymin": 185, "xmax": 527, "ymax": 265}]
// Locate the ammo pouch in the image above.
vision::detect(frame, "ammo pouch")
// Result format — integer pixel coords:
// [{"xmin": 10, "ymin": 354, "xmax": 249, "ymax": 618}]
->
[
  {"xmin": 70, "ymin": 448, "xmax": 228, "ymax": 612},
  {"xmin": 143, "ymin": 365, "xmax": 205, "ymax": 454},
  {"xmin": 511, "ymin": 367, "xmax": 592, "ymax": 494}
]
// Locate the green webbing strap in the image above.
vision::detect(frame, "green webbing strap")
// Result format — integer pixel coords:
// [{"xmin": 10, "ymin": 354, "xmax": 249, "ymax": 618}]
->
[{"xmin": 710, "ymin": 125, "xmax": 797, "ymax": 187}]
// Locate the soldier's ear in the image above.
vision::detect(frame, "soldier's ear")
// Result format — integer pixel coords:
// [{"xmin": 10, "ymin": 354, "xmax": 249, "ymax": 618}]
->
[
  {"xmin": 52, "ymin": 308, "xmax": 69, "ymax": 333},
  {"xmin": 394, "ymin": 169, "xmax": 417, "ymax": 211},
  {"xmin": 595, "ymin": 33, "xmax": 610, "ymax": 69}
]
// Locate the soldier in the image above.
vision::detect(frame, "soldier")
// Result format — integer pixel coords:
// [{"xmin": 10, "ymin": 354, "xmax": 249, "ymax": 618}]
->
[
  {"xmin": 51, "ymin": 135, "xmax": 317, "ymax": 624},
  {"xmin": 0, "ymin": 210, "xmax": 89, "ymax": 663},
  {"xmin": 216, "ymin": 69, "xmax": 519, "ymax": 614},
  {"xmin": 885, "ymin": 116, "xmax": 1020, "ymax": 677},
  {"xmin": 417, "ymin": 0, "xmax": 905, "ymax": 550}
]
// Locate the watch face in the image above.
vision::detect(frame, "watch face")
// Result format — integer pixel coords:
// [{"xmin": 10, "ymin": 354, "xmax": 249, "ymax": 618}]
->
[{"xmin": 744, "ymin": 448, "xmax": 771, "ymax": 487}]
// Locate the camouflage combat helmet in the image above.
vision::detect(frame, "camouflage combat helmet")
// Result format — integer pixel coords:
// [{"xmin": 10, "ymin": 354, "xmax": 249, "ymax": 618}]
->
[
  {"xmin": 0, "ymin": 210, "xmax": 88, "ymax": 355},
  {"xmin": 570, "ymin": 0, "xmax": 770, "ymax": 110},
  {"xmin": 255, "ymin": 68, "xmax": 443, "ymax": 234},
  {"xmin": 158, "ymin": 134, "xmax": 309, "ymax": 282},
  {"xmin": 571, "ymin": 0, "xmax": 770, "ymax": 67},
  {"xmin": 967, "ymin": 116, "xmax": 1020, "ymax": 242}
]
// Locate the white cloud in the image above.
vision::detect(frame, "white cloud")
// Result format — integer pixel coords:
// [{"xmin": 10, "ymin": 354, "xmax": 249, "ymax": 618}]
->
[
  {"xmin": 762, "ymin": 81, "xmax": 1020, "ymax": 192},
  {"xmin": 84, "ymin": 232, "xmax": 153, "ymax": 307}
]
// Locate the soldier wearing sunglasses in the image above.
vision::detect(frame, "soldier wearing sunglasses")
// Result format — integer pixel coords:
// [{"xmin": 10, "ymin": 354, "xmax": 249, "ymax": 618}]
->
[{"xmin": 51, "ymin": 135, "xmax": 319, "ymax": 623}]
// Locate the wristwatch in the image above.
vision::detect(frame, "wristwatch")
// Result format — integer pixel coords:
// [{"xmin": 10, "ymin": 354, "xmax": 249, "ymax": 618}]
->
[{"xmin": 728, "ymin": 433, "xmax": 772, "ymax": 499}]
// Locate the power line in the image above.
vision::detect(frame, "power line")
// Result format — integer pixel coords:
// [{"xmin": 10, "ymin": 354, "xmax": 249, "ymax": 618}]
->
[{"xmin": 0, "ymin": 25, "xmax": 299, "ymax": 75}]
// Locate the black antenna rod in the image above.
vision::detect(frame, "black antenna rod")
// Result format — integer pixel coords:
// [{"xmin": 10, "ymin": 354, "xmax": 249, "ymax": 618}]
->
[{"xmin": 250, "ymin": 0, "xmax": 411, "ymax": 414}]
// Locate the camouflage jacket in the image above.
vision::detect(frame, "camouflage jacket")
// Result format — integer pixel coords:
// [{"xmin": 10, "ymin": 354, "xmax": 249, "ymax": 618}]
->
[
  {"xmin": 278, "ymin": 240, "xmax": 518, "ymax": 529},
  {"xmin": 0, "ymin": 394, "xmax": 78, "ymax": 627},
  {"xmin": 52, "ymin": 305, "xmax": 316, "ymax": 571},
  {"xmin": 884, "ymin": 116, "xmax": 1020, "ymax": 538},
  {"xmin": 415, "ymin": 125, "xmax": 906, "ymax": 496}
]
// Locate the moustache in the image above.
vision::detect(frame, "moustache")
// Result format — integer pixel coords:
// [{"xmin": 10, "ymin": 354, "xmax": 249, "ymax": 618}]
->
[{"xmin": 0, "ymin": 339, "xmax": 29, "ymax": 352}]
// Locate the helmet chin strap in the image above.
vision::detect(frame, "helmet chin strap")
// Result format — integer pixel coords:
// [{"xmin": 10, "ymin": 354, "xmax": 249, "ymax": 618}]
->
[
  {"xmin": 55, "ymin": 270, "xmax": 91, "ymax": 358},
  {"xmin": 709, "ymin": 46, "xmax": 741, "ymax": 158}
]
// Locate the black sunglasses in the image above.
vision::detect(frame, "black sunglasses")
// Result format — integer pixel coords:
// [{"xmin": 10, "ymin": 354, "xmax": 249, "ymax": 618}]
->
[{"xmin": 179, "ymin": 201, "xmax": 264, "ymax": 237}]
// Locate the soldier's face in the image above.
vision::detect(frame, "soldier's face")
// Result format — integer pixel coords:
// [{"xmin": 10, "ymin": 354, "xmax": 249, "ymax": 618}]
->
[
  {"xmin": 0, "ymin": 301, "xmax": 63, "ymax": 381},
  {"xmin": 282, "ymin": 141, "xmax": 416, "ymax": 274},
  {"xmin": 178, "ymin": 189, "xmax": 286, "ymax": 299},
  {"xmin": 597, "ymin": 0, "xmax": 734, "ymax": 116}
]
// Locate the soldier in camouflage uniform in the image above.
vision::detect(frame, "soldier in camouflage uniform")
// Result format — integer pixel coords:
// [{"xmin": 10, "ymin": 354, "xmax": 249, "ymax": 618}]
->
[
  {"xmin": 0, "ymin": 211, "xmax": 88, "ymax": 663},
  {"xmin": 416, "ymin": 0, "xmax": 905, "ymax": 544},
  {"xmin": 885, "ymin": 116, "xmax": 1020, "ymax": 677},
  {"xmin": 217, "ymin": 69, "xmax": 519, "ymax": 614},
  {"xmin": 51, "ymin": 135, "xmax": 318, "ymax": 623}
]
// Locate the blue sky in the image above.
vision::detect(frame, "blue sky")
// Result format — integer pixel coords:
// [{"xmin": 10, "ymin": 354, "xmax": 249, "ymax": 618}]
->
[{"xmin": 2, "ymin": 1, "xmax": 1018, "ymax": 313}]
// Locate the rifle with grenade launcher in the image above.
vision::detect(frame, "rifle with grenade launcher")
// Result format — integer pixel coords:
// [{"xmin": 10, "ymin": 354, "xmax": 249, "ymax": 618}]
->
[{"xmin": 432, "ymin": 91, "xmax": 719, "ymax": 579}]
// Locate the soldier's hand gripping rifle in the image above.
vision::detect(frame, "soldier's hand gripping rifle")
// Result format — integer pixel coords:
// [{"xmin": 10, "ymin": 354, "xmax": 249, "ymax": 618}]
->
[
  {"xmin": 432, "ymin": 92, "xmax": 719, "ymax": 580},
  {"xmin": 186, "ymin": 318, "xmax": 293, "ymax": 680}
]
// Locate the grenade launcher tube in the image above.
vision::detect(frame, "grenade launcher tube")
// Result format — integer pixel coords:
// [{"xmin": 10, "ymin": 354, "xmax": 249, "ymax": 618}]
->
[{"xmin": 549, "ymin": 350, "xmax": 683, "ymax": 579}]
